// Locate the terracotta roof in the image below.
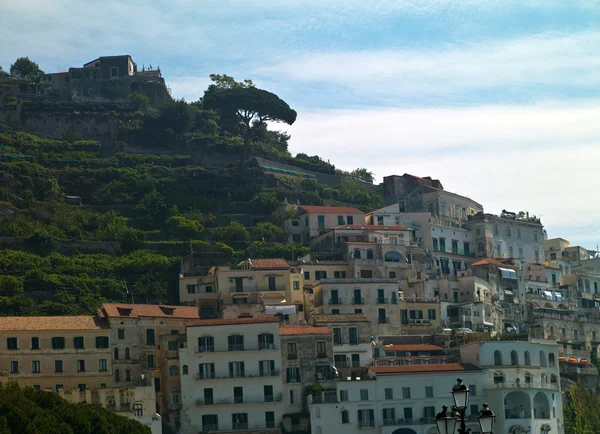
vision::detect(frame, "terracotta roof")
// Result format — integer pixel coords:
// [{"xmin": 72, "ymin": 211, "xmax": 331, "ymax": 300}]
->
[
  {"xmin": 99, "ymin": 304, "xmax": 201, "ymax": 319},
  {"xmin": 0, "ymin": 316, "xmax": 107, "ymax": 331},
  {"xmin": 280, "ymin": 325, "xmax": 332, "ymax": 335},
  {"xmin": 385, "ymin": 344, "xmax": 443, "ymax": 352},
  {"xmin": 335, "ymin": 224, "xmax": 409, "ymax": 231},
  {"xmin": 370, "ymin": 363, "xmax": 480, "ymax": 374},
  {"xmin": 248, "ymin": 258, "xmax": 290, "ymax": 270},
  {"xmin": 186, "ymin": 317, "xmax": 280, "ymax": 327},
  {"xmin": 312, "ymin": 314, "xmax": 370, "ymax": 323},
  {"xmin": 299, "ymin": 206, "xmax": 364, "ymax": 214},
  {"xmin": 471, "ymin": 258, "xmax": 518, "ymax": 270}
]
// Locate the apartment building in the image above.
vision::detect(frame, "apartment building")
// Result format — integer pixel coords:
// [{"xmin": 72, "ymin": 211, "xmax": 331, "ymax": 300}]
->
[
  {"xmin": 279, "ymin": 325, "xmax": 334, "ymax": 415},
  {"xmin": 398, "ymin": 296, "xmax": 443, "ymax": 333},
  {"xmin": 285, "ymin": 205, "xmax": 366, "ymax": 243},
  {"xmin": 98, "ymin": 303, "xmax": 203, "ymax": 431},
  {"xmin": 309, "ymin": 314, "xmax": 373, "ymax": 378},
  {"xmin": 179, "ymin": 258, "xmax": 304, "ymax": 323},
  {"xmin": 179, "ymin": 317, "xmax": 283, "ymax": 434},
  {"xmin": 310, "ymin": 278, "xmax": 401, "ymax": 334},
  {"xmin": 0, "ymin": 314, "xmax": 162, "ymax": 433},
  {"xmin": 373, "ymin": 343, "xmax": 454, "ymax": 366},
  {"xmin": 471, "ymin": 210, "xmax": 545, "ymax": 263},
  {"xmin": 309, "ymin": 363, "xmax": 485, "ymax": 434}
]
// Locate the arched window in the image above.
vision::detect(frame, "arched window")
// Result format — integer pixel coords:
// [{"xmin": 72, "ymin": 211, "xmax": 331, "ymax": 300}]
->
[
  {"xmin": 525, "ymin": 372, "xmax": 532, "ymax": 384},
  {"xmin": 540, "ymin": 351, "xmax": 547, "ymax": 367},
  {"xmin": 182, "ymin": 365, "xmax": 188, "ymax": 375},
  {"xmin": 354, "ymin": 249, "xmax": 361, "ymax": 259},
  {"xmin": 548, "ymin": 353, "xmax": 556, "ymax": 368},
  {"xmin": 541, "ymin": 373, "xmax": 548, "ymax": 384},
  {"xmin": 574, "ymin": 329, "xmax": 579, "ymax": 341},
  {"xmin": 561, "ymin": 328, "xmax": 566, "ymax": 340},
  {"xmin": 115, "ymin": 369, "xmax": 120, "ymax": 382},
  {"xmin": 524, "ymin": 351, "xmax": 531, "ymax": 366},
  {"xmin": 511, "ymin": 350, "xmax": 519, "ymax": 366},
  {"xmin": 366, "ymin": 250, "xmax": 374, "ymax": 260},
  {"xmin": 384, "ymin": 251, "xmax": 402, "ymax": 263},
  {"xmin": 593, "ymin": 330, "xmax": 597, "ymax": 342},
  {"xmin": 125, "ymin": 347, "xmax": 130, "ymax": 360},
  {"xmin": 125, "ymin": 369, "xmax": 131, "ymax": 381},
  {"xmin": 169, "ymin": 365, "xmax": 179, "ymax": 376},
  {"xmin": 114, "ymin": 347, "xmax": 119, "ymax": 360},
  {"xmin": 549, "ymin": 326, "xmax": 554, "ymax": 338},
  {"xmin": 494, "ymin": 350, "xmax": 503, "ymax": 366}
]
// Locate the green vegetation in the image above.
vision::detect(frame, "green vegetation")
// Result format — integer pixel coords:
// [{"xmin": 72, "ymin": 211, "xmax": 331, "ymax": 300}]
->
[
  {"xmin": 9, "ymin": 57, "xmax": 41, "ymax": 81},
  {"xmin": 564, "ymin": 384, "xmax": 600, "ymax": 434},
  {"xmin": 0, "ymin": 383, "xmax": 151, "ymax": 434}
]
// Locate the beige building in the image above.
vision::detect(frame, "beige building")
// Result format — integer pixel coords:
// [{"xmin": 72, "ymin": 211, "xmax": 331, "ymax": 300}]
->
[
  {"xmin": 0, "ymin": 314, "xmax": 162, "ymax": 433},
  {"xmin": 285, "ymin": 205, "xmax": 366, "ymax": 243},
  {"xmin": 179, "ymin": 258, "xmax": 304, "ymax": 324}
]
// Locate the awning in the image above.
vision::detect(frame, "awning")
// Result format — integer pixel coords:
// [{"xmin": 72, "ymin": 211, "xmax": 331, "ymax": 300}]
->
[
  {"xmin": 265, "ymin": 305, "xmax": 296, "ymax": 315},
  {"xmin": 499, "ymin": 267, "xmax": 518, "ymax": 280},
  {"xmin": 558, "ymin": 356, "xmax": 567, "ymax": 362},
  {"xmin": 568, "ymin": 357, "xmax": 578, "ymax": 364},
  {"xmin": 580, "ymin": 358, "xmax": 590, "ymax": 364}
]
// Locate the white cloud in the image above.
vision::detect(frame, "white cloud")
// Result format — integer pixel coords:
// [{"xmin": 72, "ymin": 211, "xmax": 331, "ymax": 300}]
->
[
  {"xmin": 286, "ymin": 101, "xmax": 600, "ymax": 245},
  {"xmin": 254, "ymin": 31, "xmax": 600, "ymax": 102}
]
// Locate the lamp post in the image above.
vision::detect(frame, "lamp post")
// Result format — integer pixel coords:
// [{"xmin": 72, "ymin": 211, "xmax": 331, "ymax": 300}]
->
[{"xmin": 435, "ymin": 378, "xmax": 496, "ymax": 434}]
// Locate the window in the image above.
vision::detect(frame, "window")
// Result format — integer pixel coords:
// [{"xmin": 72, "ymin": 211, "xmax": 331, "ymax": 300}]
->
[
  {"xmin": 147, "ymin": 355, "xmax": 157, "ymax": 369},
  {"xmin": 228, "ymin": 335, "xmax": 244, "ymax": 351},
  {"xmin": 265, "ymin": 411, "xmax": 275, "ymax": 428},
  {"xmin": 287, "ymin": 343, "xmax": 297, "ymax": 358},
  {"xmin": 360, "ymin": 389, "xmax": 369, "ymax": 400},
  {"xmin": 519, "ymin": 248, "xmax": 524, "ymax": 259},
  {"xmin": 317, "ymin": 215, "xmax": 325, "ymax": 229},
  {"xmin": 168, "ymin": 340, "xmax": 177, "ymax": 351},
  {"xmin": 331, "ymin": 309, "xmax": 340, "ymax": 314},
  {"xmin": 9, "ymin": 361, "xmax": 18, "ymax": 374},
  {"xmin": 146, "ymin": 329, "xmax": 155, "ymax": 346},
  {"xmin": 259, "ymin": 360, "xmax": 275, "ymax": 376},
  {"xmin": 316, "ymin": 341, "xmax": 327, "ymax": 357},
  {"xmin": 494, "ymin": 350, "xmax": 503, "ymax": 366},
  {"xmin": 172, "ymin": 392, "xmax": 180, "ymax": 406},
  {"xmin": 494, "ymin": 225, "xmax": 499, "ymax": 235},
  {"xmin": 169, "ymin": 365, "xmax": 179, "ymax": 376},
  {"xmin": 506, "ymin": 227, "xmax": 512, "ymax": 238},
  {"xmin": 292, "ymin": 220, "xmax": 299, "ymax": 227},
  {"xmin": 469, "ymin": 385, "xmax": 477, "ymax": 396},
  {"xmin": 6, "ymin": 338, "xmax": 17, "ymax": 350},
  {"xmin": 534, "ymin": 231, "xmax": 538, "ymax": 241},
  {"xmin": 114, "ymin": 347, "xmax": 119, "ymax": 360},
  {"xmin": 55, "ymin": 360, "xmax": 63, "ymax": 373},
  {"xmin": 55, "ymin": 384, "xmax": 63, "ymax": 392},
  {"xmin": 428, "ymin": 309, "xmax": 437, "ymax": 320},
  {"xmin": 110, "ymin": 67, "xmax": 118, "ymax": 77},
  {"xmin": 494, "ymin": 371, "xmax": 504, "ymax": 384},
  {"xmin": 286, "ymin": 367, "xmax": 300, "ymax": 383},
  {"xmin": 232, "ymin": 413, "xmax": 248, "ymax": 430},
  {"xmin": 357, "ymin": 409, "xmax": 374, "ymax": 428},
  {"xmin": 234, "ymin": 386, "xmax": 244, "ymax": 403},
  {"xmin": 333, "ymin": 328, "xmax": 342, "ymax": 345},
  {"xmin": 198, "ymin": 363, "xmax": 215, "ymax": 379},
  {"xmin": 77, "ymin": 360, "xmax": 85, "ymax": 372},
  {"xmin": 425, "ymin": 386, "xmax": 433, "ymax": 398},
  {"xmin": 347, "ymin": 216, "xmax": 354, "ymax": 224},
  {"xmin": 348, "ymin": 327, "xmax": 358, "ymax": 345},
  {"xmin": 385, "ymin": 388, "xmax": 393, "ymax": 399},
  {"xmin": 229, "ymin": 361, "xmax": 245, "ymax": 378},
  {"xmin": 424, "ymin": 406, "xmax": 436, "ymax": 420},
  {"xmin": 73, "ymin": 336, "xmax": 85, "ymax": 349},
  {"xmin": 382, "ymin": 408, "xmax": 395, "ymax": 424},
  {"xmin": 293, "ymin": 280, "xmax": 300, "ymax": 290},
  {"xmin": 340, "ymin": 389, "xmax": 348, "ymax": 401},
  {"xmin": 258, "ymin": 333, "xmax": 274, "ymax": 350},
  {"xmin": 117, "ymin": 329, "xmax": 125, "ymax": 340},
  {"xmin": 535, "ymin": 249, "xmax": 540, "ymax": 263},
  {"xmin": 96, "ymin": 336, "xmax": 109, "ymax": 348},
  {"xmin": 187, "ymin": 284, "xmax": 196, "ymax": 294},
  {"xmin": 470, "ymin": 404, "xmax": 479, "ymax": 417},
  {"xmin": 432, "ymin": 238, "xmax": 439, "ymax": 250},
  {"xmin": 32, "ymin": 361, "xmax": 40, "ymax": 373},
  {"xmin": 202, "ymin": 415, "xmax": 218, "ymax": 431},
  {"xmin": 304, "ymin": 271, "xmax": 310, "ymax": 280},
  {"xmin": 525, "ymin": 351, "xmax": 531, "ymax": 366},
  {"xmin": 511, "ymin": 350, "xmax": 519, "ymax": 365},
  {"xmin": 31, "ymin": 337, "xmax": 39, "ymax": 350},
  {"xmin": 338, "ymin": 216, "xmax": 344, "ymax": 225},
  {"xmin": 402, "ymin": 387, "xmax": 411, "ymax": 399},
  {"xmin": 341, "ymin": 409, "xmax": 350, "ymax": 424},
  {"xmin": 78, "ymin": 384, "xmax": 86, "ymax": 392}
]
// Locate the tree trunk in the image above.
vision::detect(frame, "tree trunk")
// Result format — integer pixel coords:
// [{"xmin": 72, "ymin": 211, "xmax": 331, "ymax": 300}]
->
[{"xmin": 239, "ymin": 125, "xmax": 251, "ymax": 170}]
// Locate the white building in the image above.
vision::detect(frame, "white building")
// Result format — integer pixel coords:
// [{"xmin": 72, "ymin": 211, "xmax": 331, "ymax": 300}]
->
[{"xmin": 179, "ymin": 317, "xmax": 283, "ymax": 434}]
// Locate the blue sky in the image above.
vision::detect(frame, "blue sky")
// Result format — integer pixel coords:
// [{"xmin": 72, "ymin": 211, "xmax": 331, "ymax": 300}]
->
[{"xmin": 2, "ymin": 0, "xmax": 600, "ymax": 249}]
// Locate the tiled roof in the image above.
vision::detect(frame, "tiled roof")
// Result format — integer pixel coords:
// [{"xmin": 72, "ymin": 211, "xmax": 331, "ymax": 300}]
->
[
  {"xmin": 187, "ymin": 317, "xmax": 280, "ymax": 327},
  {"xmin": 385, "ymin": 344, "xmax": 443, "ymax": 352},
  {"xmin": 299, "ymin": 206, "xmax": 364, "ymax": 214},
  {"xmin": 471, "ymin": 258, "xmax": 518, "ymax": 270},
  {"xmin": 312, "ymin": 314, "xmax": 370, "ymax": 323},
  {"xmin": 99, "ymin": 304, "xmax": 201, "ymax": 319},
  {"xmin": 280, "ymin": 325, "xmax": 332, "ymax": 335},
  {"xmin": 248, "ymin": 258, "xmax": 290, "ymax": 270},
  {"xmin": 335, "ymin": 225, "xmax": 408, "ymax": 231},
  {"xmin": 370, "ymin": 363, "xmax": 480, "ymax": 374},
  {"xmin": 0, "ymin": 316, "xmax": 107, "ymax": 331}
]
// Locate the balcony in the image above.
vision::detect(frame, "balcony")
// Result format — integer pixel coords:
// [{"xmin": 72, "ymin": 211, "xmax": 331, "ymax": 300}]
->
[
  {"xmin": 328, "ymin": 299, "xmax": 342, "ymax": 305},
  {"xmin": 196, "ymin": 346, "xmax": 215, "ymax": 353},
  {"xmin": 378, "ymin": 318, "xmax": 388, "ymax": 324},
  {"xmin": 196, "ymin": 394, "xmax": 283, "ymax": 406},
  {"xmin": 228, "ymin": 285, "xmax": 287, "ymax": 294},
  {"xmin": 377, "ymin": 297, "xmax": 389, "ymax": 305},
  {"xmin": 196, "ymin": 370, "xmax": 281, "ymax": 381},
  {"xmin": 202, "ymin": 424, "xmax": 280, "ymax": 432},
  {"xmin": 487, "ymin": 382, "xmax": 558, "ymax": 391},
  {"xmin": 213, "ymin": 344, "xmax": 277, "ymax": 352},
  {"xmin": 352, "ymin": 258, "xmax": 383, "ymax": 266},
  {"xmin": 353, "ymin": 297, "xmax": 365, "ymax": 305},
  {"xmin": 311, "ymin": 391, "xmax": 338, "ymax": 403}
]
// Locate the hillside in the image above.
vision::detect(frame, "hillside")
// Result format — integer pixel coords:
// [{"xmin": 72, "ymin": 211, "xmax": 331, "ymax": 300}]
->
[
  {"xmin": 0, "ymin": 383, "xmax": 151, "ymax": 434},
  {"xmin": 0, "ymin": 74, "xmax": 383, "ymax": 315}
]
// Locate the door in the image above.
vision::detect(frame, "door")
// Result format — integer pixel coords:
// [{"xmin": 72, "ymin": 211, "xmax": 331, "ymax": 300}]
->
[
  {"xmin": 354, "ymin": 289, "xmax": 362, "ymax": 304},
  {"xmin": 331, "ymin": 289, "xmax": 339, "ymax": 304},
  {"xmin": 378, "ymin": 289, "xmax": 385, "ymax": 304},
  {"xmin": 351, "ymin": 354, "xmax": 360, "ymax": 368},
  {"xmin": 264, "ymin": 385, "xmax": 273, "ymax": 402},
  {"xmin": 234, "ymin": 386, "xmax": 243, "ymax": 404},
  {"xmin": 453, "ymin": 291, "xmax": 459, "ymax": 303},
  {"xmin": 378, "ymin": 308, "xmax": 387, "ymax": 324},
  {"xmin": 204, "ymin": 388, "xmax": 213, "ymax": 405},
  {"xmin": 235, "ymin": 277, "xmax": 244, "ymax": 292}
]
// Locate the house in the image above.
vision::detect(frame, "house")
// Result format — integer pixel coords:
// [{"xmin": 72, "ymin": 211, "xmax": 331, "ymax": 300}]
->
[{"xmin": 285, "ymin": 205, "xmax": 365, "ymax": 243}]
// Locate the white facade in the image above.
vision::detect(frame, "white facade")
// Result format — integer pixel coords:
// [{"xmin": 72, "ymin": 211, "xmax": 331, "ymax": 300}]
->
[{"xmin": 179, "ymin": 318, "xmax": 283, "ymax": 434}]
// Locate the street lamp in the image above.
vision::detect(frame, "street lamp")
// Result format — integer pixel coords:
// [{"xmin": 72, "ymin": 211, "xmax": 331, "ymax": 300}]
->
[
  {"xmin": 451, "ymin": 378, "xmax": 470, "ymax": 434},
  {"xmin": 477, "ymin": 403, "xmax": 496, "ymax": 434},
  {"xmin": 435, "ymin": 405, "xmax": 456, "ymax": 434}
]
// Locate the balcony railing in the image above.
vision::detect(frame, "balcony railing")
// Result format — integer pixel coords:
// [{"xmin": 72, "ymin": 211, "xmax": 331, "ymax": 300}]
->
[
  {"xmin": 487, "ymin": 382, "xmax": 558, "ymax": 390},
  {"xmin": 196, "ymin": 346, "xmax": 215, "ymax": 353},
  {"xmin": 196, "ymin": 370, "xmax": 280, "ymax": 381},
  {"xmin": 196, "ymin": 394, "xmax": 283, "ymax": 406},
  {"xmin": 329, "ymin": 299, "xmax": 342, "ymax": 305},
  {"xmin": 377, "ymin": 298, "xmax": 389, "ymax": 305},
  {"xmin": 311, "ymin": 391, "xmax": 338, "ymax": 403},
  {"xmin": 228, "ymin": 285, "xmax": 287, "ymax": 294},
  {"xmin": 353, "ymin": 297, "xmax": 365, "ymax": 305},
  {"xmin": 382, "ymin": 418, "xmax": 440, "ymax": 426},
  {"xmin": 358, "ymin": 421, "xmax": 375, "ymax": 428}
]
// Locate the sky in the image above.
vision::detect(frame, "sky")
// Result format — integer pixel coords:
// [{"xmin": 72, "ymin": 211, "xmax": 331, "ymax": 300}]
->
[{"xmin": 2, "ymin": 0, "xmax": 600, "ymax": 248}]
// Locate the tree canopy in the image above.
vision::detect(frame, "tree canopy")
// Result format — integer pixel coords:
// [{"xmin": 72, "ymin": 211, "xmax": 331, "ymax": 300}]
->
[
  {"xmin": 0, "ymin": 383, "xmax": 151, "ymax": 434},
  {"xmin": 9, "ymin": 57, "xmax": 41, "ymax": 81},
  {"xmin": 203, "ymin": 74, "xmax": 297, "ymax": 166}
]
